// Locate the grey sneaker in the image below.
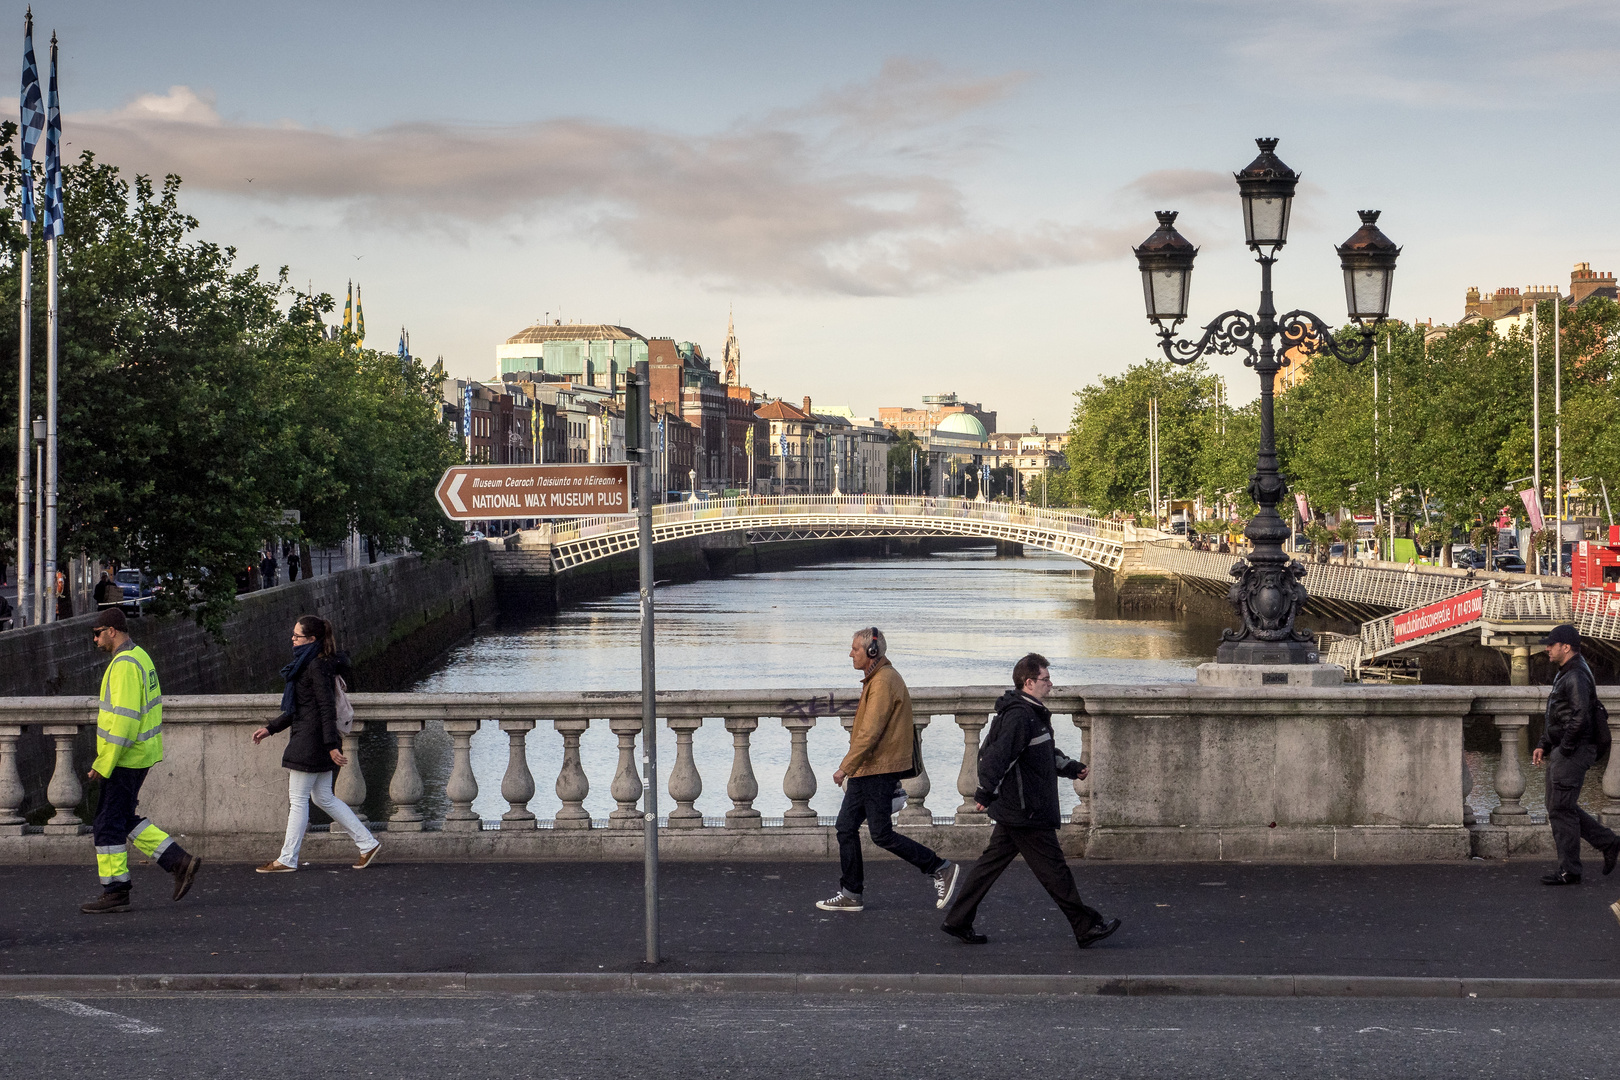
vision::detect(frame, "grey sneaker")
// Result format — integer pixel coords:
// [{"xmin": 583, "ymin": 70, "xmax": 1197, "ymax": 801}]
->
[
  {"xmin": 891, "ymin": 783, "xmax": 908, "ymax": 815},
  {"xmin": 815, "ymin": 891, "xmax": 864, "ymax": 912},
  {"xmin": 933, "ymin": 861, "xmax": 962, "ymax": 910}
]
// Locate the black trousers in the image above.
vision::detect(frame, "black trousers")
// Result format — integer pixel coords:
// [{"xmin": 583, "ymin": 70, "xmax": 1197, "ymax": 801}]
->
[
  {"xmin": 944, "ymin": 822, "xmax": 1101, "ymax": 942},
  {"xmin": 1547, "ymin": 745, "xmax": 1618, "ymax": 877},
  {"xmin": 836, "ymin": 773, "xmax": 943, "ymax": 897}
]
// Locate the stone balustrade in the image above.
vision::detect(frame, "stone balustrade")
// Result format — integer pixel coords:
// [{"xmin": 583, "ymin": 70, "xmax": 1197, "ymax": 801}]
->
[{"xmin": 1, "ymin": 685, "xmax": 1616, "ymax": 863}]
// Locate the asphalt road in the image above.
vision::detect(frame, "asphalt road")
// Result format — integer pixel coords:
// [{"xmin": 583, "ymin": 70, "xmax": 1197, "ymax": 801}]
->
[
  {"xmin": 1, "ymin": 990, "xmax": 1608, "ymax": 1080},
  {"xmin": 6, "ymin": 858, "xmax": 1620, "ymax": 979}
]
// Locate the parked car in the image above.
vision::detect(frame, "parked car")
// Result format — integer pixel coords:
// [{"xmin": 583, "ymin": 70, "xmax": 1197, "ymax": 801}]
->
[
  {"xmin": 1493, "ymin": 553, "xmax": 1526, "ymax": 574},
  {"xmin": 115, "ymin": 568, "xmax": 153, "ymax": 601}
]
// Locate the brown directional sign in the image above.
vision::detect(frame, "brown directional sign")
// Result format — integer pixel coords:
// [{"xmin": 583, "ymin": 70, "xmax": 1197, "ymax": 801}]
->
[{"xmin": 434, "ymin": 464, "xmax": 632, "ymax": 521}]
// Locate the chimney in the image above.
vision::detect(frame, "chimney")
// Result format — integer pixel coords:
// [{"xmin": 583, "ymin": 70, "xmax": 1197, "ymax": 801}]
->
[{"xmin": 803, "ymin": 396, "xmax": 813, "ymax": 416}]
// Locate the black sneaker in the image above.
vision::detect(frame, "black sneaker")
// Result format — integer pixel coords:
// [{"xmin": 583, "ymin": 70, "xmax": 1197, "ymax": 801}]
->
[
  {"xmin": 941, "ymin": 922, "xmax": 988, "ymax": 945},
  {"xmin": 1605, "ymin": 843, "xmax": 1620, "ymax": 877},
  {"xmin": 1077, "ymin": 917, "xmax": 1122, "ymax": 948},
  {"xmin": 172, "ymin": 854, "xmax": 202, "ymax": 901},
  {"xmin": 1541, "ymin": 871, "xmax": 1581, "ymax": 886},
  {"xmin": 80, "ymin": 890, "xmax": 132, "ymax": 915}
]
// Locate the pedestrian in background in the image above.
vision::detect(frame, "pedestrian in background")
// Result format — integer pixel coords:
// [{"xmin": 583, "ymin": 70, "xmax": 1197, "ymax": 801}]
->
[
  {"xmin": 259, "ymin": 551, "xmax": 278, "ymax": 589},
  {"xmin": 286, "ymin": 546, "xmax": 301, "ymax": 582},
  {"xmin": 816, "ymin": 627, "xmax": 960, "ymax": 913},
  {"xmin": 93, "ymin": 570, "xmax": 121, "ymax": 610},
  {"xmin": 941, "ymin": 652, "xmax": 1119, "ymax": 948},
  {"xmin": 1531, "ymin": 624, "xmax": 1619, "ymax": 885},
  {"xmin": 251, "ymin": 616, "xmax": 381, "ymax": 873},
  {"xmin": 79, "ymin": 607, "xmax": 202, "ymax": 913}
]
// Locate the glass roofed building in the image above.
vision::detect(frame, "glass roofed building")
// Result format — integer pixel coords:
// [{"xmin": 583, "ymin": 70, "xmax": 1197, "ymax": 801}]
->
[{"xmin": 496, "ymin": 321, "xmax": 649, "ymax": 389}]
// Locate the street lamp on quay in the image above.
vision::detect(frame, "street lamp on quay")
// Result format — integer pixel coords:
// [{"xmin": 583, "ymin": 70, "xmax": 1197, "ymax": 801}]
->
[{"xmin": 1133, "ymin": 138, "xmax": 1400, "ymax": 665}]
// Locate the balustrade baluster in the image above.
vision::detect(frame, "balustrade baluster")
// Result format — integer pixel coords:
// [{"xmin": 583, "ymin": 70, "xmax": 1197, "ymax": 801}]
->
[
  {"xmin": 609, "ymin": 717, "xmax": 644, "ymax": 829},
  {"xmin": 1605, "ymin": 707, "xmax": 1620, "ymax": 830},
  {"xmin": 442, "ymin": 719, "xmax": 482, "ymax": 832},
  {"xmin": 724, "ymin": 717, "xmax": 761, "ymax": 828},
  {"xmin": 1071, "ymin": 714, "xmax": 1092, "ymax": 827},
  {"xmin": 666, "ymin": 717, "xmax": 704, "ymax": 827},
  {"xmin": 954, "ymin": 713, "xmax": 989, "ymax": 825},
  {"xmin": 42, "ymin": 724, "xmax": 84, "ymax": 834},
  {"xmin": 499, "ymin": 719, "xmax": 537, "ymax": 828},
  {"xmin": 333, "ymin": 720, "xmax": 368, "ymax": 823},
  {"xmin": 0, "ymin": 724, "xmax": 23, "ymax": 835},
  {"xmin": 553, "ymin": 718, "xmax": 591, "ymax": 829},
  {"xmin": 386, "ymin": 720, "xmax": 426, "ymax": 831},
  {"xmin": 1461, "ymin": 749, "xmax": 1475, "ymax": 827},
  {"xmin": 1490, "ymin": 715, "xmax": 1530, "ymax": 824},
  {"xmin": 898, "ymin": 716, "xmax": 932, "ymax": 825},
  {"xmin": 781, "ymin": 714, "xmax": 818, "ymax": 827}
]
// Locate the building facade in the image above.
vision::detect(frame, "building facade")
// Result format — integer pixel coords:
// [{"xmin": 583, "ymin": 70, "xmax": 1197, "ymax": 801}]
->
[{"xmin": 497, "ymin": 322, "xmax": 648, "ymax": 390}]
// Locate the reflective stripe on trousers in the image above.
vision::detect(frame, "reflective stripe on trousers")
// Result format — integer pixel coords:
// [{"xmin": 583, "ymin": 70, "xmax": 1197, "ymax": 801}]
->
[{"xmin": 95, "ymin": 844, "xmax": 131, "ymax": 885}]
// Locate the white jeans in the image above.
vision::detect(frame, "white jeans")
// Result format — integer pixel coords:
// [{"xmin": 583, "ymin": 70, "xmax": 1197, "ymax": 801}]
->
[{"xmin": 278, "ymin": 769, "xmax": 379, "ymax": 869}]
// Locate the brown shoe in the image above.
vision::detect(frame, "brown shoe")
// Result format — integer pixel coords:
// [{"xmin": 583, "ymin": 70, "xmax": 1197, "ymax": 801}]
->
[
  {"xmin": 255, "ymin": 861, "xmax": 296, "ymax": 874},
  {"xmin": 80, "ymin": 890, "xmax": 132, "ymax": 914},
  {"xmin": 172, "ymin": 854, "xmax": 202, "ymax": 901},
  {"xmin": 352, "ymin": 844, "xmax": 381, "ymax": 870}
]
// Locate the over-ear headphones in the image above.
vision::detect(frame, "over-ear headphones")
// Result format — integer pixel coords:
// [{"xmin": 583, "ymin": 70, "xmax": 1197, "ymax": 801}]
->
[{"xmin": 865, "ymin": 627, "xmax": 881, "ymax": 660}]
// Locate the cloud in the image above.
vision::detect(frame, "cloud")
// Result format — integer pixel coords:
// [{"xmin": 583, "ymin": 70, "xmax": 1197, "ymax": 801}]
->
[
  {"xmin": 1122, "ymin": 169, "xmax": 1233, "ymax": 206},
  {"xmin": 65, "ymin": 65, "xmax": 1129, "ymax": 297}
]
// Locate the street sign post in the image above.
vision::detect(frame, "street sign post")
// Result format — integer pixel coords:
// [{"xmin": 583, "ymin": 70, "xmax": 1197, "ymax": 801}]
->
[{"xmin": 433, "ymin": 464, "xmax": 632, "ymax": 521}]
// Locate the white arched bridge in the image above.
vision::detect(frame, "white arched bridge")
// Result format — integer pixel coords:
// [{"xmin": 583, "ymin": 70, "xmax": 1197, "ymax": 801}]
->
[{"xmin": 547, "ymin": 495, "xmax": 1137, "ymax": 572}]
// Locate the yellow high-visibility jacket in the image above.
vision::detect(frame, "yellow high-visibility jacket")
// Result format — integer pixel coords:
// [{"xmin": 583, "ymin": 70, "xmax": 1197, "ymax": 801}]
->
[{"xmin": 92, "ymin": 642, "xmax": 164, "ymax": 775}]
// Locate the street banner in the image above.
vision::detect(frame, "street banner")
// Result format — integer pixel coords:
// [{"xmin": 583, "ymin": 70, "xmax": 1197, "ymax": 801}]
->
[
  {"xmin": 1391, "ymin": 588, "xmax": 1483, "ymax": 644},
  {"xmin": 1294, "ymin": 493, "xmax": 1309, "ymax": 523},
  {"xmin": 1519, "ymin": 488, "xmax": 1544, "ymax": 532},
  {"xmin": 435, "ymin": 463, "xmax": 631, "ymax": 521}
]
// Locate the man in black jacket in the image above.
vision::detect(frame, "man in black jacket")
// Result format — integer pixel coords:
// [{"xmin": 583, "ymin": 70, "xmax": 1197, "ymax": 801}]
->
[
  {"xmin": 940, "ymin": 653, "xmax": 1120, "ymax": 947},
  {"xmin": 1532, "ymin": 625, "xmax": 1619, "ymax": 885}
]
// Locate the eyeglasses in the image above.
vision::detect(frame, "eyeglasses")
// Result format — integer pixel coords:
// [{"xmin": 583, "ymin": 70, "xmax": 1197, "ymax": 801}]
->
[{"xmin": 1034, "ymin": 674, "xmax": 1053, "ymax": 684}]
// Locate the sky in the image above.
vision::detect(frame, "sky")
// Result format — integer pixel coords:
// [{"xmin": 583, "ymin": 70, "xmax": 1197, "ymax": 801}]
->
[{"xmin": 11, "ymin": 0, "xmax": 1620, "ymax": 430}]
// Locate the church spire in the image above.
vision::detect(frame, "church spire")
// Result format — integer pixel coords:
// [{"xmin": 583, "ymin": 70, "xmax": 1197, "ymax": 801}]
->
[{"xmin": 723, "ymin": 305, "xmax": 741, "ymax": 387}]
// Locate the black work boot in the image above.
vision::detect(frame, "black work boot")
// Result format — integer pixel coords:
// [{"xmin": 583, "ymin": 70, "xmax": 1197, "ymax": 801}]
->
[
  {"xmin": 80, "ymin": 889, "xmax": 132, "ymax": 914},
  {"xmin": 171, "ymin": 854, "xmax": 202, "ymax": 901}
]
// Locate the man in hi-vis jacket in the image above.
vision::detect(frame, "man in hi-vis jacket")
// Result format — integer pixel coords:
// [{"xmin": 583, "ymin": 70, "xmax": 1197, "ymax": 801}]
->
[
  {"xmin": 941, "ymin": 652, "xmax": 1119, "ymax": 947},
  {"xmin": 79, "ymin": 607, "xmax": 201, "ymax": 914}
]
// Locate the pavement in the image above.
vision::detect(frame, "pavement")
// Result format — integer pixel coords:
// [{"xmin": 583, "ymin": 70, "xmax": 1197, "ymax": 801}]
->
[{"xmin": 5, "ymin": 857, "xmax": 1620, "ymax": 987}]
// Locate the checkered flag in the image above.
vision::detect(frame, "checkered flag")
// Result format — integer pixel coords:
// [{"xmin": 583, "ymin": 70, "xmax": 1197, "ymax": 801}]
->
[
  {"xmin": 18, "ymin": 10, "xmax": 42, "ymax": 223},
  {"xmin": 42, "ymin": 31, "xmax": 60, "ymax": 240}
]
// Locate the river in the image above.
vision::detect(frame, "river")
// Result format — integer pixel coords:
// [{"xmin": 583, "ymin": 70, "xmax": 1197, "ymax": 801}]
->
[{"xmin": 398, "ymin": 545, "xmax": 1596, "ymax": 828}]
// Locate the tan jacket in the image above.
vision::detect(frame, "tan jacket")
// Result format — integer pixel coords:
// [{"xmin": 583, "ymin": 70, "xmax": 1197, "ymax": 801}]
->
[{"xmin": 839, "ymin": 659, "xmax": 916, "ymax": 777}]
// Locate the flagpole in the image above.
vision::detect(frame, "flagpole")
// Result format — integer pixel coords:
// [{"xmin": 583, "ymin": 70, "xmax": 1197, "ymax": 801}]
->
[
  {"xmin": 42, "ymin": 30, "xmax": 58, "ymax": 623},
  {"xmin": 14, "ymin": 225, "xmax": 29, "ymax": 626}
]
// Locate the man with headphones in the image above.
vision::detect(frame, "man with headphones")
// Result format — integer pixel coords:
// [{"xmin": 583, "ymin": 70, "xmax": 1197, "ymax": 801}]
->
[{"xmin": 816, "ymin": 627, "xmax": 961, "ymax": 913}]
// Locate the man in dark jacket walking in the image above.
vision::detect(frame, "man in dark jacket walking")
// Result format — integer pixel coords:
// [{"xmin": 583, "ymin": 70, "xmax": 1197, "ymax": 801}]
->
[
  {"xmin": 941, "ymin": 653, "xmax": 1120, "ymax": 947},
  {"xmin": 1532, "ymin": 624, "xmax": 1619, "ymax": 885}
]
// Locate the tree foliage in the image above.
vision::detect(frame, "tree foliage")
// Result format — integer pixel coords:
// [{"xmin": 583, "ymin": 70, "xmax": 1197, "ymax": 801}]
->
[{"xmin": 0, "ymin": 146, "xmax": 463, "ymax": 631}]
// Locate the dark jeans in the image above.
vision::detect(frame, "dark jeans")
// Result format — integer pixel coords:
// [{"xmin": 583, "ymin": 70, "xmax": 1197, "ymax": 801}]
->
[
  {"xmin": 944, "ymin": 822, "xmax": 1102, "ymax": 942},
  {"xmin": 1547, "ymin": 745, "xmax": 1619, "ymax": 877},
  {"xmin": 836, "ymin": 773, "xmax": 943, "ymax": 897}
]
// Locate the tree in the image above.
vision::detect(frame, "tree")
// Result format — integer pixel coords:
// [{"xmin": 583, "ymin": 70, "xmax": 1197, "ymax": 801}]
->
[
  {"xmin": 886, "ymin": 429, "xmax": 927, "ymax": 495},
  {"xmin": 0, "ymin": 150, "xmax": 465, "ymax": 631}
]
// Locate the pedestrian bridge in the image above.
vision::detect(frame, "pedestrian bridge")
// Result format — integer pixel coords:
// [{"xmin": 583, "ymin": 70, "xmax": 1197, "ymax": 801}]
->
[{"xmin": 547, "ymin": 496, "xmax": 1140, "ymax": 572}]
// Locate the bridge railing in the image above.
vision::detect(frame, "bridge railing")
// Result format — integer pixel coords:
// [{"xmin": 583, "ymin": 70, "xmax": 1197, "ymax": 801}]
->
[
  {"xmin": 1143, "ymin": 542, "xmax": 1534, "ymax": 612},
  {"xmin": 7, "ymin": 685, "xmax": 1619, "ymax": 860},
  {"xmin": 550, "ymin": 496, "xmax": 1126, "ymax": 547}
]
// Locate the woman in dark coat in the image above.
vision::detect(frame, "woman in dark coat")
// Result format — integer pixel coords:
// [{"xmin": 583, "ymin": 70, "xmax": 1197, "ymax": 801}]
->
[{"xmin": 250, "ymin": 616, "xmax": 380, "ymax": 872}]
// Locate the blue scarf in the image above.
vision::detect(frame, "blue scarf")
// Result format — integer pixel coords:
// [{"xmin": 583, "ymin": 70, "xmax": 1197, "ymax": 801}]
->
[{"xmin": 279, "ymin": 642, "xmax": 321, "ymax": 715}]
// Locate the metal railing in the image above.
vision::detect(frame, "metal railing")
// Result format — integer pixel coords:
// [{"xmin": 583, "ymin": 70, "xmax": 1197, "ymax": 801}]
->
[{"xmin": 546, "ymin": 496, "xmax": 1139, "ymax": 572}]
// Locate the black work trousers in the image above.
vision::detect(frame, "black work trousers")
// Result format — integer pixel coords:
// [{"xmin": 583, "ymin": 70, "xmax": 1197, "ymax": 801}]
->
[
  {"xmin": 944, "ymin": 822, "xmax": 1101, "ymax": 942},
  {"xmin": 835, "ymin": 773, "xmax": 943, "ymax": 897},
  {"xmin": 1547, "ymin": 745, "xmax": 1618, "ymax": 877}
]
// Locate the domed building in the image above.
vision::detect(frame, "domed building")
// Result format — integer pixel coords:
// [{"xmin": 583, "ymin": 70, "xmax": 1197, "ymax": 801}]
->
[{"xmin": 922, "ymin": 411, "xmax": 988, "ymax": 499}]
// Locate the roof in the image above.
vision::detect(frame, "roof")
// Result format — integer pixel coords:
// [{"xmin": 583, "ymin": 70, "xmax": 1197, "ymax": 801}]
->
[
  {"xmin": 754, "ymin": 400, "xmax": 812, "ymax": 421},
  {"xmin": 935, "ymin": 412, "xmax": 988, "ymax": 439},
  {"xmin": 504, "ymin": 323, "xmax": 646, "ymax": 345}
]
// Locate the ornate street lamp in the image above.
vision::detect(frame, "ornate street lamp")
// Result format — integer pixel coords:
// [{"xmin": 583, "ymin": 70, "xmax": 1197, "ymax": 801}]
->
[{"xmin": 1132, "ymin": 137, "xmax": 1400, "ymax": 664}]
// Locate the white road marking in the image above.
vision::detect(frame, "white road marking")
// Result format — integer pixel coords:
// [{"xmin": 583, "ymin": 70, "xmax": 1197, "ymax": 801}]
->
[{"xmin": 26, "ymin": 997, "xmax": 162, "ymax": 1035}]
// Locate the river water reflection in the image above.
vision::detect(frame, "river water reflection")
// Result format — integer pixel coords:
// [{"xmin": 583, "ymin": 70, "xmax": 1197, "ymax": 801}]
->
[{"xmin": 405, "ymin": 548, "xmax": 1228, "ymax": 823}]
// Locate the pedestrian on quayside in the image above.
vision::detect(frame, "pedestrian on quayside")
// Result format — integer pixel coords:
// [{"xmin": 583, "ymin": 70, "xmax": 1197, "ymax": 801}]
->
[
  {"xmin": 940, "ymin": 652, "xmax": 1120, "ymax": 948},
  {"xmin": 816, "ymin": 627, "xmax": 961, "ymax": 914},
  {"xmin": 1531, "ymin": 624, "xmax": 1620, "ymax": 886}
]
